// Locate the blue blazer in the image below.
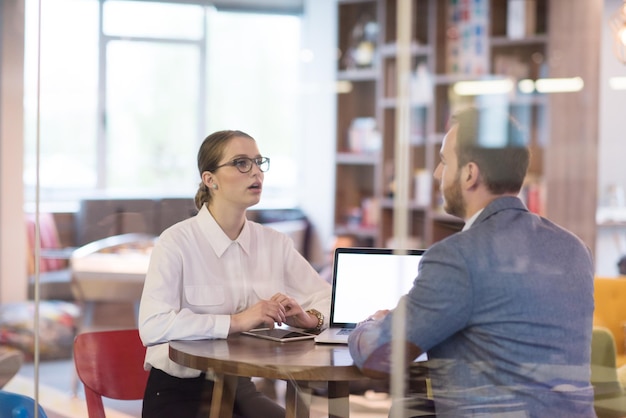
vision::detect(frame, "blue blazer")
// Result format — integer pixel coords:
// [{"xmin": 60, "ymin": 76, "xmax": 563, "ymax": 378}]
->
[{"xmin": 350, "ymin": 196, "xmax": 596, "ymax": 417}]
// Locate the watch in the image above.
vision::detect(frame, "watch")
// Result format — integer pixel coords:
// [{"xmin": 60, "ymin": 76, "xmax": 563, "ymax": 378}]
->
[{"xmin": 306, "ymin": 309, "xmax": 324, "ymax": 331}]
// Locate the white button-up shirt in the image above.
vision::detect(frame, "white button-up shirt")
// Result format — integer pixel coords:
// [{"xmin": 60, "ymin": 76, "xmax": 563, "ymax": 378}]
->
[{"xmin": 138, "ymin": 205, "xmax": 331, "ymax": 378}]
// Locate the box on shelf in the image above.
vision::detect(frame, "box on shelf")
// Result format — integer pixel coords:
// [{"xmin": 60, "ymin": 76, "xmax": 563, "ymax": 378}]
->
[
  {"xmin": 348, "ymin": 117, "xmax": 381, "ymax": 153},
  {"xmin": 414, "ymin": 169, "xmax": 432, "ymax": 207}
]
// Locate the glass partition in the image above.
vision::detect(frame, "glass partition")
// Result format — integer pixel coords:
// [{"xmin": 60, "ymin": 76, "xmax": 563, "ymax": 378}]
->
[{"xmin": 7, "ymin": 0, "xmax": 626, "ymax": 417}]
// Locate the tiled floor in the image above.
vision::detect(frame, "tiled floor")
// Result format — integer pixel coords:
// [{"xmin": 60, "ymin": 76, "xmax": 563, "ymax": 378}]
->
[{"xmin": 5, "ymin": 301, "xmax": 393, "ymax": 418}]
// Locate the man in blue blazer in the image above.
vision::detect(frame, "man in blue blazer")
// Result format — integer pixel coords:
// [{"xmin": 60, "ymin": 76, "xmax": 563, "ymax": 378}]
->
[{"xmin": 348, "ymin": 106, "xmax": 596, "ymax": 417}]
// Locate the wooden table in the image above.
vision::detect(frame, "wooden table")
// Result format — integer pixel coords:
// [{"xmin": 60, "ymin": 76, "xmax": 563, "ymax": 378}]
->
[{"xmin": 169, "ymin": 335, "xmax": 369, "ymax": 418}]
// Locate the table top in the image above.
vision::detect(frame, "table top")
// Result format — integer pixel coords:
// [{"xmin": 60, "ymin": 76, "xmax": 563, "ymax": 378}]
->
[
  {"xmin": 71, "ymin": 233, "xmax": 156, "ymax": 280},
  {"xmin": 169, "ymin": 334, "xmax": 366, "ymax": 382},
  {"xmin": 71, "ymin": 252, "xmax": 151, "ymax": 277}
]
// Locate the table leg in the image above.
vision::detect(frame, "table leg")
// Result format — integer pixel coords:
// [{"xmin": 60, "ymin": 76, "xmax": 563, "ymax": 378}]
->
[
  {"xmin": 295, "ymin": 381, "xmax": 312, "ymax": 418},
  {"xmin": 284, "ymin": 381, "xmax": 312, "ymax": 418},
  {"xmin": 327, "ymin": 381, "xmax": 350, "ymax": 418},
  {"xmin": 209, "ymin": 374, "xmax": 237, "ymax": 418},
  {"xmin": 285, "ymin": 381, "xmax": 296, "ymax": 418}
]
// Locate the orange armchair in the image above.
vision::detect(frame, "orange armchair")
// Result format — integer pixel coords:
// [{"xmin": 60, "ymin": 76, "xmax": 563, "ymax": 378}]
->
[{"xmin": 593, "ymin": 277, "xmax": 626, "ymax": 367}]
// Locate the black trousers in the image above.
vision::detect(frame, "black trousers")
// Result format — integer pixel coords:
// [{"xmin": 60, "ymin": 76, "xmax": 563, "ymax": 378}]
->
[{"xmin": 142, "ymin": 368, "xmax": 285, "ymax": 418}]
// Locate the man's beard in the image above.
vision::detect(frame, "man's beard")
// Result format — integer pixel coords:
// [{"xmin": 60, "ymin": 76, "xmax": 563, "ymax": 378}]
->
[{"xmin": 442, "ymin": 172, "xmax": 466, "ymax": 219}]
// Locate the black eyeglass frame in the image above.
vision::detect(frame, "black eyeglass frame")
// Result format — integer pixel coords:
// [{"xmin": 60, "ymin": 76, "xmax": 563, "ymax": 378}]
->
[{"xmin": 211, "ymin": 156, "xmax": 270, "ymax": 173}]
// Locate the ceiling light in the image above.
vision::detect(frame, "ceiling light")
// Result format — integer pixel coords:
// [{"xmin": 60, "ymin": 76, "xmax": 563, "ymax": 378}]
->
[
  {"xmin": 534, "ymin": 77, "xmax": 584, "ymax": 93},
  {"xmin": 518, "ymin": 79, "xmax": 536, "ymax": 94},
  {"xmin": 609, "ymin": 76, "xmax": 626, "ymax": 90},
  {"xmin": 452, "ymin": 79, "xmax": 514, "ymax": 96}
]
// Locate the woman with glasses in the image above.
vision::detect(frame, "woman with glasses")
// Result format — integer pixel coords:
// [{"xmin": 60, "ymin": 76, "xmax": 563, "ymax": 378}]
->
[{"xmin": 138, "ymin": 130, "xmax": 331, "ymax": 418}]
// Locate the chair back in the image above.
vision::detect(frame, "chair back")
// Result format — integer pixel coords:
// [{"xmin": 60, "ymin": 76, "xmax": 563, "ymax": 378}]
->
[
  {"xmin": 0, "ymin": 390, "xmax": 48, "ymax": 418},
  {"xmin": 25, "ymin": 212, "xmax": 67, "ymax": 274},
  {"xmin": 591, "ymin": 326, "xmax": 624, "ymax": 399},
  {"xmin": 73, "ymin": 328, "xmax": 149, "ymax": 418}
]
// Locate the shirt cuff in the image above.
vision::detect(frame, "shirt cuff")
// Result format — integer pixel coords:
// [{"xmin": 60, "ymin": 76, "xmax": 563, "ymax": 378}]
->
[{"xmin": 213, "ymin": 314, "xmax": 231, "ymax": 339}]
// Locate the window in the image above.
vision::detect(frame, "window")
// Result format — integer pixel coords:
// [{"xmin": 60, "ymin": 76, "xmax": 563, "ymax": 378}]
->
[{"xmin": 24, "ymin": 0, "xmax": 301, "ymax": 207}]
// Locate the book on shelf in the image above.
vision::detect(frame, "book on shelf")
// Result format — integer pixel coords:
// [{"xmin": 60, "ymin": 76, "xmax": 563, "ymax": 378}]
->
[
  {"xmin": 507, "ymin": 0, "xmax": 537, "ymax": 39},
  {"xmin": 445, "ymin": 0, "xmax": 489, "ymax": 75}
]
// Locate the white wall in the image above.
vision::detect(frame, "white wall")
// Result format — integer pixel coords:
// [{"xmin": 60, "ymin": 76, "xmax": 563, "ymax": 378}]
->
[
  {"xmin": 0, "ymin": 0, "xmax": 27, "ymax": 302},
  {"xmin": 596, "ymin": 0, "xmax": 626, "ymax": 276},
  {"xmin": 599, "ymin": 0, "xmax": 626, "ymax": 198},
  {"xmin": 296, "ymin": 0, "xmax": 336, "ymax": 265}
]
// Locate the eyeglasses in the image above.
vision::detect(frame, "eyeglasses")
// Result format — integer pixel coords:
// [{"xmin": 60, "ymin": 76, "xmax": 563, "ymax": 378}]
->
[{"xmin": 213, "ymin": 156, "xmax": 270, "ymax": 173}]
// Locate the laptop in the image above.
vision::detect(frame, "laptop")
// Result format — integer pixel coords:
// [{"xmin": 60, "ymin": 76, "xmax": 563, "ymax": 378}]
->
[{"xmin": 315, "ymin": 247, "xmax": 425, "ymax": 344}]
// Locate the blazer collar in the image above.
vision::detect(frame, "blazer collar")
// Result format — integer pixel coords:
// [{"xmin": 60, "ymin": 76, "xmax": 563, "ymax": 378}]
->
[{"xmin": 471, "ymin": 196, "xmax": 529, "ymax": 228}]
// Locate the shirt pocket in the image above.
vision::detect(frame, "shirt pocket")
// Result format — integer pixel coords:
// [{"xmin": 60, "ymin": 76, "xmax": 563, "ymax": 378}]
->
[{"xmin": 184, "ymin": 285, "xmax": 225, "ymax": 307}]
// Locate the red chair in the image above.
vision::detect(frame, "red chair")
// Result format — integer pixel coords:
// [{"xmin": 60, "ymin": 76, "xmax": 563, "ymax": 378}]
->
[
  {"xmin": 73, "ymin": 329, "xmax": 149, "ymax": 418},
  {"xmin": 25, "ymin": 212, "xmax": 69, "ymax": 273},
  {"xmin": 25, "ymin": 212, "xmax": 75, "ymax": 300}
]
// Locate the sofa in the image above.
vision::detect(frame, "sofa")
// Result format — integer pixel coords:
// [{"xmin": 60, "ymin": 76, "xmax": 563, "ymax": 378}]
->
[{"xmin": 594, "ymin": 277, "xmax": 626, "ymax": 368}]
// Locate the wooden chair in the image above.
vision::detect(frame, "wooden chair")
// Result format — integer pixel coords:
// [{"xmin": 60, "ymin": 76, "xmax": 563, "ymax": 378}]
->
[
  {"xmin": 0, "ymin": 389, "xmax": 48, "ymax": 418},
  {"xmin": 73, "ymin": 329, "xmax": 149, "ymax": 418}
]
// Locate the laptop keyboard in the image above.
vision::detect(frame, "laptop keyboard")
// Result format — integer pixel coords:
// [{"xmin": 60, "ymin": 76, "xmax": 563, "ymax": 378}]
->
[{"xmin": 337, "ymin": 328, "xmax": 354, "ymax": 335}]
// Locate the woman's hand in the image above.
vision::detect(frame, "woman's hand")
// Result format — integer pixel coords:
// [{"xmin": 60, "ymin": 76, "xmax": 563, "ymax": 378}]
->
[
  {"xmin": 270, "ymin": 293, "xmax": 318, "ymax": 329},
  {"xmin": 229, "ymin": 299, "xmax": 287, "ymax": 334}
]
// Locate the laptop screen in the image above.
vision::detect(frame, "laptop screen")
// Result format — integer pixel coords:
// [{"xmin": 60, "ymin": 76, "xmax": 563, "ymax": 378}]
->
[{"xmin": 330, "ymin": 248, "xmax": 424, "ymax": 327}]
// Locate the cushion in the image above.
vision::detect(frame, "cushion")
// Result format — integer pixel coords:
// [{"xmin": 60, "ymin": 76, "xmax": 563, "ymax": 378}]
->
[{"xmin": 0, "ymin": 301, "xmax": 80, "ymax": 360}]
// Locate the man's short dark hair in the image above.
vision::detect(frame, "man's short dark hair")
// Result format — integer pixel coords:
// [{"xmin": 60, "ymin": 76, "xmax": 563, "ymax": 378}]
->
[
  {"xmin": 451, "ymin": 106, "xmax": 530, "ymax": 194},
  {"xmin": 618, "ymin": 255, "xmax": 626, "ymax": 275}
]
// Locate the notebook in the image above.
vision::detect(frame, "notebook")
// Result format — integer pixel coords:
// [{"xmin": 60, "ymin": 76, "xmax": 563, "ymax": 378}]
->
[{"xmin": 315, "ymin": 247, "xmax": 425, "ymax": 344}]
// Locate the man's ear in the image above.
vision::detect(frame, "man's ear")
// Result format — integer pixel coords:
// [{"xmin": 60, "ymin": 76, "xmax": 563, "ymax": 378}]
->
[{"xmin": 463, "ymin": 162, "xmax": 481, "ymax": 190}]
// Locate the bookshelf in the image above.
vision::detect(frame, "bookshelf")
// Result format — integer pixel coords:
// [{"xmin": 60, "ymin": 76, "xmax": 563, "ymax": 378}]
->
[{"xmin": 333, "ymin": 0, "xmax": 551, "ymax": 248}]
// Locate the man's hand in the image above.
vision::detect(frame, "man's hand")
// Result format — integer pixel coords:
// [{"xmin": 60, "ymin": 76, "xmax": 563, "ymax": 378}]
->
[
  {"xmin": 358, "ymin": 309, "xmax": 390, "ymax": 326},
  {"xmin": 360, "ymin": 342, "xmax": 424, "ymax": 379}
]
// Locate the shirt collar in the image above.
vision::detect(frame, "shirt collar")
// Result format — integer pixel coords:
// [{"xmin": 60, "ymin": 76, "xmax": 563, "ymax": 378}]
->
[
  {"xmin": 198, "ymin": 205, "xmax": 252, "ymax": 257},
  {"xmin": 462, "ymin": 208, "xmax": 484, "ymax": 231}
]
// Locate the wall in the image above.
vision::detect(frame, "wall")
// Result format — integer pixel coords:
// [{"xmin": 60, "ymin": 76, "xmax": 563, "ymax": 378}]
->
[
  {"xmin": 596, "ymin": 0, "xmax": 626, "ymax": 277},
  {"xmin": 296, "ymin": 0, "xmax": 336, "ymax": 260},
  {"xmin": 0, "ymin": 0, "xmax": 27, "ymax": 302},
  {"xmin": 544, "ymin": 0, "xmax": 601, "ymax": 259}
]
